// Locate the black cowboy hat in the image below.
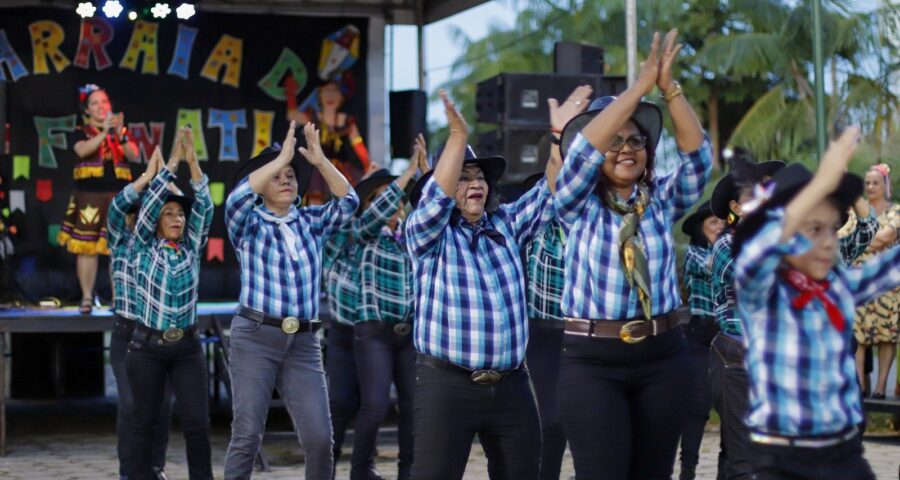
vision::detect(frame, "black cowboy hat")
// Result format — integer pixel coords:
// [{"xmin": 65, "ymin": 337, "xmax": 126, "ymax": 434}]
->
[
  {"xmin": 231, "ymin": 146, "xmax": 314, "ymax": 198},
  {"xmin": 560, "ymin": 96, "xmax": 663, "ymax": 160},
  {"xmin": 355, "ymin": 168, "xmax": 398, "ymax": 214},
  {"xmin": 732, "ymin": 163, "xmax": 863, "ymax": 259},
  {"xmin": 408, "ymin": 144, "xmax": 506, "ymax": 208},
  {"xmin": 681, "ymin": 202, "xmax": 716, "ymax": 239},
  {"xmin": 520, "ymin": 172, "xmax": 545, "ymax": 191},
  {"xmin": 710, "ymin": 160, "xmax": 785, "ymax": 220},
  {"xmin": 161, "ymin": 193, "xmax": 194, "ymax": 219}
]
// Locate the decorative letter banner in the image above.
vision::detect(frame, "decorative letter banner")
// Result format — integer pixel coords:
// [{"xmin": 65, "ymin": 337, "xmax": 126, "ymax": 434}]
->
[
  {"xmin": 47, "ymin": 224, "xmax": 61, "ymax": 246},
  {"xmin": 166, "ymin": 24, "xmax": 197, "ymax": 79},
  {"xmin": 73, "ymin": 18, "xmax": 114, "ymax": 70},
  {"xmin": 0, "ymin": 30, "xmax": 29, "ymax": 81},
  {"xmin": 208, "ymin": 109, "xmax": 246, "ymax": 162},
  {"xmin": 200, "ymin": 34, "xmax": 243, "ymax": 88},
  {"xmin": 128, "ymin": 121, "xmax": 166, "ymax": 163},
  {"xmin": 119, "ymin": 20, "xmax": 160, "ymax": 74},
  {"xmin": 257, "ymin": 48, "xmax": 307, "ymax": 101},
  {"xmin": 36, "ymin": 179, "xmax": 53, "ymax": 202},
  {"xmin": 28, "ymin": 21, "xmax": 71, "ymax": 74},
  {"xmin": 252, "ymin": 110, "xmax": 274, "ymax": 157},
  {"xmin": 175, "ymin": 109, "xmax": 208, "ymax": 161},
  {"xmin": 208, "ymin": 182, "xmax": 224, "ymax": 206},
  {"xmin": 34, "ymin": 115, "xmax": 77, "ymax": 169},
  {"xmin": 12, "ymin": 155, "xmax": 30, "ymax": 180}
]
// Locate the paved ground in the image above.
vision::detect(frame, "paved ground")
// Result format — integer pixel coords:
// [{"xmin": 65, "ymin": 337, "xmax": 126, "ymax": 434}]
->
[{"xmin": 0, "ymin": 399, "xmax": 898, "ymax": 479}]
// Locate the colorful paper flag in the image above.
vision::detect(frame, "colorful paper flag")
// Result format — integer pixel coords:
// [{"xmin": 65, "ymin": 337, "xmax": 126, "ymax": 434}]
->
[
  {"xmin": 36, "ymin": 179, "xmax": 53, "ymax": 202},
  {"xmin": 47, "ymin": 224, "xmax": 61, "ymax": 245},
  {"xmin": 9, "ymin": 190, "xmax": 25, "ymax": 213},
  {"xmin": 206, "ymin": 237, "xmax": 225, "ymax": 262},
  {"xmin": 209, "ymin": 182, "xmax": 225, "ymax": 206},
  {"xmin": 1, "ymin": 208, "xmax": 8, "ymax": 218},
  {"xmin": 13, "ymin": 155, "xmax": 30, "ymax": 180}
]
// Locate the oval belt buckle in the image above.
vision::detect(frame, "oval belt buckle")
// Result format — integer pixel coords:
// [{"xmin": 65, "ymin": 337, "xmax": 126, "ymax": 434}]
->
[
  {"xmin": 619, "ymin": 320, "xmax": 648, "ymax": 344},
  {"xmin": 162, "ymin": 327, "xmax": 184, "ymax": 342},
  {"xmin": 282, "ymin": 316, "xmax": 301, "ymax": 334},
  {"xmin": 470, "ymin": 370, "xmax": 502, "ymax": 385},
  {"xmin": 393, "ymin": 323, "xmax": 412, "ymax": 335}
]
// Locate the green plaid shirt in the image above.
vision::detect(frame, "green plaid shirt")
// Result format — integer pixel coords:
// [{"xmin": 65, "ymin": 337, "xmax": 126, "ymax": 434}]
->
[
  {"xmin": 107, "ymin": 184, "xmax": 140, "ymax": 321},
  {"xmin": 684, "ymin": 244, "xmax": 715, "ymax": 317},
  {"xmin": 131, "ymin": 169, "xmax": 213, "ymax": 330},
  {"xmin": 525, "ymin": 219, "xmax": 566, "ymax": 321},
  {"xmin": 323, "ymin": 225, "xmax": 361, "ymax": 326},
  {"xmin": 357, "ymin": 183, "xmax": 413, "ymax": 323}
]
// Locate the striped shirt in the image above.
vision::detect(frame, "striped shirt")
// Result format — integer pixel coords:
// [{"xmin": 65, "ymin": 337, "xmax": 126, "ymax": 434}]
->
[
  {"xmin": 132, "ymin": 169, "xmax": 213, "ymax": 329},
  {"xmin": 735, "ymin": 208, "xmax": 900, "ymax": 436},
  {"xmin": 107, "ymin": 184, "xmax": 140, "ymax": 321},
  {"xmin": 525, "ymin": 219, "xmax": 566, "ymax": 321},
  {"xmin": 323, "ymin": 225, "xmax": 362, "ymax": 326},
  {"xmin": 684, "ymin": 244, "xmax": 715, "ymax": 317},
  {"xmin": 405, "ymin": 176, "xmax": 552, "ymax": 371},
  {"xmin": 225, "ymin": 177, "xmax": 358, "ymax": 319},
  {"xmin": 357, "ymin": 183, "xmax": 413, "ymax": 323},
  {"xmin": 554, "ymin": 132, "xmax": 713, "ymax": 320}
]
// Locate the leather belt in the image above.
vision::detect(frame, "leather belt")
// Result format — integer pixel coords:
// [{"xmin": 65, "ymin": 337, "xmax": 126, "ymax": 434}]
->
[
  {"xmin": 355, "ymin": 320, "xmax": 413, "ymax": 336},
  {"xmin": 529, "ymin": 318, "xmax": 565, "ymax": 330},
  {"xmin": 133, "ymin": 322, "xmax": 198, "ymax": 345},
  {"xmin": 416, "ymin": 354, "xmax": 519, "ymax": 385},
  {"xmin": 750, "ymin": 427, "xmax": 857, "ymax": 448},
  {"xmin": 563, "ymin": 311, "xmax": 680, "ymax": 343},
  {"xmin": 236, "ymin": 306, "xmax": 321, "ymax": 334}
]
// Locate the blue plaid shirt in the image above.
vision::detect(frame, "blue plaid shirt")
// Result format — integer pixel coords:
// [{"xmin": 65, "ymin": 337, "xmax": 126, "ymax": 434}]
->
[
  {"xmin": 684, "ymin": 244, "xmax": 715, "ymax": 317},
  {"xmin": 735, "ymin": 208, "xmax": 900, "ymax": 437},
  {"xmin": 405, "ymin": 176, "xmax": 553, "ymax": 371},
  {"xmin": 132, "ymin": 169, "xmax": 213, "ymax": 329},
  {"xmin": 525, "ymin": 219, "xmax": 566, "ymax": 321},
  {"xmin": 108, "ymin": 185, "xmax": 140, "ymax": 321},
  {"xmin": 323, "ymin": 225, "xmax": 362, "ymax": 326},
  {"xmin": 226, "ymin": 177, "xmax": 358, "ymax": 319},
  {"xmin": 554, "ymin": 132, "xmax": 712, "ymax": 320}
]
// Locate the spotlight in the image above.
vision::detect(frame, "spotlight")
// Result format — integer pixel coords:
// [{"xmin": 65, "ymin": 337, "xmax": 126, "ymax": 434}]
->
[
  {"xmin": 76, "ymin": 2, "xmax": 96, "ymax": 18},
  {"xmin": 151, "ymin": 3, "xmax": 172, "ymax": 19},
  {"xmin": 102, "ymin": 0, "xmax": 124, "ymax": 18},
  {"xmin": 175, "ymin": 3, "xmax": 195, "ymax": 20},
  {"xmin": 128, "ymin": 11, "xmax": 138, "ymax": 20},
  {"xmin": 722, "ymin": 147, "xmax": 734, "ymax": 160}
]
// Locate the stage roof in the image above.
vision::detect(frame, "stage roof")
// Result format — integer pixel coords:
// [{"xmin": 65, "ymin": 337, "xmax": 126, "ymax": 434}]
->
[{"xmin": 4, "ymin": 1, "xmax": 491, "ymax": 24}]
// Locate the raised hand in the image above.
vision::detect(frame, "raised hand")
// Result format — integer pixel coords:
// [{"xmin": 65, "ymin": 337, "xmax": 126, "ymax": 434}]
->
[
  {"xmin": 636, "ymin": 32, "xmax": 661, "ymax": 96},
  {"xmin": 548, "ymin": 84, "xmax": 593, "ymax": 132},
  {"xmin": 102, "ymin": 112, "xmax": 115, "ymax": 134},
  {"xmin": 297, "ymin": 122, "xmax": 327, "ymax": 167},
  {"xmin": 657, "ymin": 29, "xmax": 683, "ymax": 94},
  {"xmin": 182, "ymin": 126, "xmax": 197, "ymax": 166},
  {"xmin": 439, "ymin": 90, "xmax": 468, "ymax": 139},
  {"xmin": 167, "ymin": 127, "xmax": 186, "ymax": 172},
  {"xmin": 413, "ymin": 133, "xmax": 430, "ymax": 173},
  {"xmin": 818, "ymin": 127, "xmax": 861, "ymax": 186},
  {"xmin": 276, "ymin": 121, "xmax": 298, "ymax": 166}
]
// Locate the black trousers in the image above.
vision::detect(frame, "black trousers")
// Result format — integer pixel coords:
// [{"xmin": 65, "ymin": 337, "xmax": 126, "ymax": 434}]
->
[
  {"xmin": 127, "ymin": 329, "xmax": 211, "ymax": 480},
  {"xmin": 679, "ymin": 316, "xmax": 718, "ymax": 474},
  {"xmin": 325, "ymin": 321, "xmax": 360, "ymax": 470},
  {"xmin": 410, "ymin": 355, "xmax": 542, "ymax": 480},
  {"xmin": 525, "ymin": 322, "xmax": 567, "ymax": 480},
  {"xmin": 748, "ymin": 436, "xmax": 874, "ymax": 480},
  {"xmin": 559, "ymin": 326, "xmax": 689, "ymax": 480},
  {"xmin": 709, "ymin": 333, "xmax": 752, "ymax": 480}
]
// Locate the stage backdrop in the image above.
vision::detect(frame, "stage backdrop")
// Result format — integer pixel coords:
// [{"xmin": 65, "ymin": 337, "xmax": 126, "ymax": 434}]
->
[{"xmin": 0, "ymin": 7, "xmax": 368, "ymax": 301}]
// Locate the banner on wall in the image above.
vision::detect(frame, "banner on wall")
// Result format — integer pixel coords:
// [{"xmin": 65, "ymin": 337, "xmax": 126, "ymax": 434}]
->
[{"xmin": 0, "ymin": 7, "xmax": 369, "ymax": 299}]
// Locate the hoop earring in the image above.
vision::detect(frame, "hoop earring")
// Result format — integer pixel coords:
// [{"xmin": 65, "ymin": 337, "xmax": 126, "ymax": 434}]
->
[{"xmin": 639, "ymin": 169, "xmax": 648, "ymax": 183}]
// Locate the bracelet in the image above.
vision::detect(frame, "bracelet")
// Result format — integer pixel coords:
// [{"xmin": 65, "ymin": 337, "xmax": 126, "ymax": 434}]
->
[
  {"xmin": 663, "ymin": 81, "xmax": 683, "ymax": 102},
  {"xmin": 550, "ymin": 127, "xmax": 562, "ymax": 134},
  {"xmin": 549, "ymin": 134, "xmax": 561, "ymax": 146}
]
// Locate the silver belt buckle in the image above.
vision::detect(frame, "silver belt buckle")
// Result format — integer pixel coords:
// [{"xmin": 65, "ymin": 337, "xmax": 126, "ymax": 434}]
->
[
  {"xmin": 470, "ymin": 370, "xmax": 503, "ymax": 385},
  {"xmin": 393, "ymin": 323, "xmax": 412, "ymax": 335},
  {"xmin": 162, "ymin": 328, "xmax": 184, "ymax": 342},
  {"xmin": 282, "ymin": 316, "xmax": 300, "ymax": 334}
]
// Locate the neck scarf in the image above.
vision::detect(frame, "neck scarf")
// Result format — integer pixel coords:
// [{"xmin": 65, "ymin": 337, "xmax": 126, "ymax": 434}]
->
[
  {"xmin": 461, "ymin": 217, "xmax": 506, "ymax": 252},
  {"xmin": 781, "ymin": 268, "xmax": 845, "ymax": 331},
  {"xmin": 606, "ymin": 184, "xmax": 653, "ymax": 321},
  {"xmin": 255, "ymin": 207, "xmax": 300, "ymax": 261},
  {"xmin": 162, "ymin": 240, "xmax": 180, "ymax": 254}
]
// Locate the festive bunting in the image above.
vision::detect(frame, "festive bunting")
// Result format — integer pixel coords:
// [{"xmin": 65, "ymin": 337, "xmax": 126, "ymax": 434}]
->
[
  {"xmin": 208, "ymin": 109, "xmax": 246, "ymax": 161},
  {"xmin": 47, "ymin": 224, "xmax": 60, "ymax": 245},
  {"xmin": 119, "ymin": 20, "xmax": 160, "ymax": 74},
  {"xmin": 206, "ymin": 237, "xmax": 225, "ymax": 262},
  {"xmin": 252, "ymin": 110, "xmax": 274, "ymax": 157},
  {"xmin": 257, "ymin": 48, "xmax": 307, "ymax": 100},
  {"xmin": 209, "ymin": 182, "xmax": 225, "ymax": 206},
  {"xmin": 36, "ymin": 179, "xmax": 53, "ymax": 202},
  {"xmin": 175, "ymin": 109, "xmax": 208, "ymax": 161},
  {"xmin": 1, "ymin": 208, "xmax": 8, "ymax": 218},
  {"xmin": 9, "ymin": 190, "xmax": 25, "ymax": 213},
  {"xmin": 73, "ymin": 18, "xmax": 114, "ymax": 70},
  {"xmin": 12, "ymin": 155, "xmax": 30, "ymax": 180},
  {"xmin": 200, "ymin": 34, "xmax": 242, "ymax": 87},
  {"xmin": 128, "ymin": 121, "xmax": 166, "ymax": 162},
  {"xmin": 167, "ymin": 24, "xmax": 197, "ymax": 79},
  {"xmin": 28, "ymin": 21, "xmax": 70, "ymax": 74},
  {"xmin": 34, "ymin": 115, "xmax": 77, "ymax": 169},
  {"xmin": 0, "ymin": 29, "xmax": 29, "ymax": 81}
]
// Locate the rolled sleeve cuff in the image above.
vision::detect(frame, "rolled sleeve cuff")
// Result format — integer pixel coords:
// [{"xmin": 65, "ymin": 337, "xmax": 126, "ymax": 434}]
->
[
  {"xmin": 569, "ymin": 133, "xmax": 606, "ymax": 166},
  {"xmin": 122, "ymin": 183, "xmax": 139, "ymax": 203},
  {"xmin": 190, "ymin": 173, "xmax": 210, "ymax": 191}
]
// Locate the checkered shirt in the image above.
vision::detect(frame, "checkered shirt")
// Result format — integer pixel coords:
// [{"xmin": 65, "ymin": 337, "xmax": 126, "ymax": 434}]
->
[
  {"xmin": 838, "ymin": 209, "xmax": 879, "ymax": 266},
  {"xmin": 357, "ymin": 183, "xmax": 413, "ymax": 323},
  {"xmin": 684, "ymin": 244, "xmax": 715, "ymax": 318},
  {"xmin": 554, "ymin": 132, "xmax": 712, "ymax": 320},
  {"xmin": 711, "ymin": 232, "xmax": 740, "ymax": 336},
  {"xmin": 323, "ymin": 225, "xmax": 362, "ymax": 326},
  {"xmin": 525, "ymin": 219, "xmax": 566, "ymax": 321},
  {"xmin": 735, "ymin": 208, "xmax": 900, "ymax": 437},
  {"xmin": 107, "ymin": 184, "xmax": 140, "ymax": 321},
  {"xmin": 132, "ymin": 169, "xmax": 213, "ymax": 329},
  {"xmin": 405, "ymin": 177, "xmax": 553, "ymax": 371},
  {"xmin": 226, "ymin": 177, "xmax": 358, "ymax": 319}
]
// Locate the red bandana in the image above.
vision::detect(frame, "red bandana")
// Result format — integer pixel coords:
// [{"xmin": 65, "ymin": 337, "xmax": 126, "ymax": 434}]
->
[{"xmin": 781, "ymin": 268, "xmax": 845, "ymax": 331}]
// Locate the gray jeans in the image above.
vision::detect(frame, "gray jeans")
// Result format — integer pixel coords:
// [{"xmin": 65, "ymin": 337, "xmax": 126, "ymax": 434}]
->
[{"xmin": 223, "ymin": 315, "xmax": 334, "ymax": 480}]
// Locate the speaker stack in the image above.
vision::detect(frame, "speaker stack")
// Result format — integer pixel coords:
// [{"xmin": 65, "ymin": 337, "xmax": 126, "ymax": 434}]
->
[{"xmin": 389, "ymin": 90, "xmax": 428, "ymax": 159}]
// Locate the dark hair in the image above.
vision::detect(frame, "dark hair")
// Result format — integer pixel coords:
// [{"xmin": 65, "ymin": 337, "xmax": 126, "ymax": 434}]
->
[
  {"xmin": 593, "ymin": 121, "xmax": 656, "ymax": 204},
  {"xmin": 80, "ymin": 88, "xmax": 109, "ymax": 115},
  {"xmin": 688, "ymin": 222, "xmax": 712, "ymax": 247}
]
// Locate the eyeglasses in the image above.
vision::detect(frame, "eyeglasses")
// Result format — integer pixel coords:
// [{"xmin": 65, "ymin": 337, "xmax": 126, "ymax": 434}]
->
[{"xmin": 609, "ymin": 135, "xmax": 647, "ymax": 152}]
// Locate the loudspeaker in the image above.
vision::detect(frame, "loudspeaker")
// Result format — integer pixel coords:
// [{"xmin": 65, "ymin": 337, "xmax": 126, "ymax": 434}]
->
[
  {"xmin": 476, "ymin": 73, "xmax": 626, "ymax": 126},
  {"xmin": 554, "ymin": 42, "xmax": 605, "ymax": 74},
  {"xmin": 389, "ymin": 90, "xmax": 427, "ymax": 159},
  {"xmin": 477, "ymin": 126, "xmax": 552, "ymax": 185}
]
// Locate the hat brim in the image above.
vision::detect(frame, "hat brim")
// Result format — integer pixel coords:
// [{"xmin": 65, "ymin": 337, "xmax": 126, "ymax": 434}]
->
[
  {"xmin": 408, "ymin": 156, "xmax": 506, "ymax": 209},
  {"xmin": 560, "ymin": 101, "xmax": 663, "ymax": 160},
  {"xmin": 710, "ymin": 161, "xmax": 785, "ymax": 220},
  {"xmin": 162, "ymin": 194, "xmax": 194, "ymax": 217},
  {"xmin": 681, "ymin": 203, "xmax": 715, "ymax": 237},
  {"xmin": 231, "ymin": 150, "xmax": 313, "ymax": 199},
  {"xmin": 355, "ymin": 172, "xmax": 398, "ymax": 215},
  {"xmin": 520, "ymin": 172, "xmax": 545, "ymax": 191}
]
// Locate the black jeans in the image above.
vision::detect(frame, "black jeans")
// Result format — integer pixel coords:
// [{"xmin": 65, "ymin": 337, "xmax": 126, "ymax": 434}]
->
[
  {"xmin": 559, "ymin": 326, "xmax": 689, "ymax": 480},
  {"xmin": 410, "ymin": 355, "xmax": 541, "ymax": 480},
  {"xmin": 110, "ymin": 316, "xmax": 172, "ymax": 478},
  {"xmin": 709, "ymin": 333, "xmax": 752, "ymax": 480},
  {"xmin": 127, "ymin": 328, "xmax": 211, "ymax": 480},
  {"xmin": 525, "ymin": 322, "xmax": 566, "ymax": 480},
  {"xmin": 350, "ymin": 321, "xmax": 415, "ymax": 480},
  {"xmin": 325, "ymin": 321, "xmax": 359, "ymax": 470},
  {"xmin": 748, "ymin": 436, "xmax": 874, "ymax": 480},
  {"xmin": 679, "ymin": 316, "xmax": 718, "ymax": 475}
]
